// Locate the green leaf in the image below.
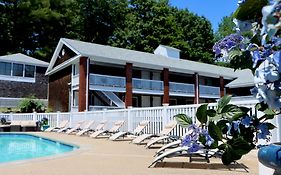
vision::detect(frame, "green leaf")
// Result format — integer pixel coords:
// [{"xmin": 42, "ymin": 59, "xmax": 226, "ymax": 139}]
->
[
  {"xmin": 207, "ymin": 109, "xmax": 216, "ymax": 117},
  {"xmin": 208, "ymin": 121, "xmax": 222, "ymax": 141},
  {"xmin": 231, "ymin": 137, "xmax": 253, "ymax": 156},
  {"xmin": 264, "ymin": 108, "xmax": 276, "ymax": 115},
  {"xmin": 233, "ymin": 0, "xmax": 268, "ymax": 21},
  {"xmin": 216, "ymin": 119, "xmax": 229, "ymax": 134},
  {"xmin": 266, "ymin": 123, "xmax": 276, "ymax": 130},
  {"xmin": 217, "ymin": 95, "xmax": 232, "ymax": 113},
  {"xmin": 221, "ymin": 104, "xmax": 244, "ymax": 119},
  {"xmin": 174, "ymin": 114, "xmax": 192, "ymax": 128},
  {"xmin": 228, "ymin": 49, "xmax": 242, "ymax": 61},
  {"xmin": 256, "ymin": 102, "xmax": 269, "ymax": 112},
  {"xmin": 196, "ymin": 104, "xmax": 208, "ymax": 124},
  {"xmin": 218, "ymin": 143, "xmax": 227, "ymax": 150},
  {"xmin": 259, "ymin": 114, "xmax": 275, "ymax": 121},
  {"xmin": 222, "ymin": 146, "xmax": 233, "ymax": 165}
]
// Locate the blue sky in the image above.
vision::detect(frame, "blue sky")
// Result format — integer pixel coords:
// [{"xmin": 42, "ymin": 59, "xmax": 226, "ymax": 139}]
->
[{"xmin": 170, "ymin": 0, "xmax": 238, "ymax": 31}]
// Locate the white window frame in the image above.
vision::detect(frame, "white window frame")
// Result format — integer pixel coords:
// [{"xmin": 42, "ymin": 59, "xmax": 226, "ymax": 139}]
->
[{"xmin": 0, "ymin": 61, "xmax": 36, "ymax": 83}]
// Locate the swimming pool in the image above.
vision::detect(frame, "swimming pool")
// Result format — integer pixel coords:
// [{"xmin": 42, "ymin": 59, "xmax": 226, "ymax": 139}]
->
[{"xmin": 0, "ymin": 133, "xmax": 78, "ymax": 163}]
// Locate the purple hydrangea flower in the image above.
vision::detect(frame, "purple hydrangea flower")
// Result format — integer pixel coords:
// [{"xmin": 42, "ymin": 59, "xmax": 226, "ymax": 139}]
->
[
  {"xmin": 181, "ymin": 135, "xmax": 192, "ymax": 147},
  {"xmin": 205, "ymin": 135, "xmax": 214, "ymax": 146},
  {"xmin": 213, "ymin": 34, "xmax": 244, "ymax": 56},
  {"xmin": 233, "ymin": 121, "xmax": 241, "ymax": 132},
  {"xmin": 257, "ymin": 123, "xmax": 271, "ymax": 140},
  {"xmin": 188, "ymin": 142, "xmax": 201, "ymax": 153},
  {"xmin": 241, "ymin": 116, "xmax": 251, "ymax": 128}
]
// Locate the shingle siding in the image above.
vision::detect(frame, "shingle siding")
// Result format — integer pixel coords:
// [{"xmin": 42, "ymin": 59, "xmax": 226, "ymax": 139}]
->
[
  {"xmin": 48, "ymin": 66, "xmax": 71, "ymax": 112},
  {"xmin": 0, "ymin": 67, "xmax": 48, "ymax": 99}
]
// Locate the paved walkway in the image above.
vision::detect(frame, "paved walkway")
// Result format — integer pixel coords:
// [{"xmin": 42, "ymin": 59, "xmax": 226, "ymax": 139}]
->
[{"xmin": 0, "ymin": 132, "xmax": 259, "ymax": 175}]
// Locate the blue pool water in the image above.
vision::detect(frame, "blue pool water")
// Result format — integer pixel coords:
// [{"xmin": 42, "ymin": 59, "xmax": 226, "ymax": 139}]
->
[{"xmin": 0, "ymin": 134, "xmax": 78, "ymax": 163}]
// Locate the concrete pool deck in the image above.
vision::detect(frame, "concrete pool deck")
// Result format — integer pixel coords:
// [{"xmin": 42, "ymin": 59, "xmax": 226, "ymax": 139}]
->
[{"xmin": 0, "ymin": 132, "xmax": 259, "ymax": 175}]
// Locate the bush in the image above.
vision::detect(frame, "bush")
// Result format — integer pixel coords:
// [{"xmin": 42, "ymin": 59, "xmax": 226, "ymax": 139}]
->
[{"xmin": 18, "ymin": 96, "xmax": 46, "ymax": 113}]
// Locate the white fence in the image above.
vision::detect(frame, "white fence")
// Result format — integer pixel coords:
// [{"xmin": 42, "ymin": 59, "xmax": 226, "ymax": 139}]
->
[{"xmin": 0, "ymin": 99, "xmax": 259, "ymax": 137}]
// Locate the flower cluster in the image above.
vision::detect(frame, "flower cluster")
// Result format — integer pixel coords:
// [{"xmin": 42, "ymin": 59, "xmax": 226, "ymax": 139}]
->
[
  {"xmin": 213, "ymin": 0, "xmax": 281, "ymax": 110},
  {"xmin": 181, "ymin": 124, "xmax": 214, "ymax": 153},
  {"xmin": 213, "ymin": 34, "xmax": 244, "ymax": 57}
]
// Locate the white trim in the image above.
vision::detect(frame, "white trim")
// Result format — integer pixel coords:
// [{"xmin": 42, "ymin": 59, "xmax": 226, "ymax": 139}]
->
[
  {"xmin": 46, "ymin": 55, "xmax": 81, "ymax": 75},
  {"xmin": 0, "ymin": 74, "xmax": 35, "ymax": 83},
  {"xmin": 86, "ymin": 58, "xmax": 89, "ymax": 111},
  {"xmin": 61, "ymin": 39, "xmax": 81, "ymax": 55},
  {"xmin": 46, "ymin": 39, "xmax": 81, "ymax": 75},
  {"xmin": 46, "ymin": 41, "xmax": 63, "ymax": 74}
]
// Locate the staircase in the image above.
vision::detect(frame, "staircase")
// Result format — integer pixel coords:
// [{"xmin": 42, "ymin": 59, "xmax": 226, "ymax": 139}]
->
[{"xmin": 95, "ymin": 91, "xmax": 125, "ymax": 108}]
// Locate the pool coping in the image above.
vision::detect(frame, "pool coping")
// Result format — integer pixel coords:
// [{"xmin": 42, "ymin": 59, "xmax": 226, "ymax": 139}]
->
[{"xmin": 0, "ymin": 132, "xmax": 88, "ymax": 167}]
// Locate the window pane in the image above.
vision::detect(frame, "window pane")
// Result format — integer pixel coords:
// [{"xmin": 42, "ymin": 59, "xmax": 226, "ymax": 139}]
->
[
  {"xmin": 13, "ymin": 63, "xmax": 23, "ymax": 77},
  {"xmin": 0, "ymin": 62, "xmax": 11, "ymax": 75},
  {"xmin": 25, "ymin": 65, "xmax": 35, "ymax": 77}
]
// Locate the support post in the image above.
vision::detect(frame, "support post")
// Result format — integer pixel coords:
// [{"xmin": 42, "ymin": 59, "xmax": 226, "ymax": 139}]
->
[
  {"xmin": 78, "ymin": 57, "xmax": 88, "ymax": 112},
  {"xmin": 125, "ymin": 63, "xmax": 133, "ymax": 108},
  {"xmin": 163, "ymin": 68, "xmax": 169, "ymax": 105},
  {"xmin": 194, "ymin": 73, "xmax": 199, "ymax": 104},
  {"xmin": 220, "ymin": 76, "xmax": 225, "ymax": 97}
]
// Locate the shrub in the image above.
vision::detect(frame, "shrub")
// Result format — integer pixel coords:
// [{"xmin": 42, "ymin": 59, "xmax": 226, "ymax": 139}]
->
[{"xmin": 18, "ymin": 96, "xmax": 46, "ymax": 113}]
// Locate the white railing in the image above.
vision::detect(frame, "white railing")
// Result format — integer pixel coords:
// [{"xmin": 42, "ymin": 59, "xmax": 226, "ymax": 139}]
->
[
  {"xmin": 169, "ymin": 82, "xmax": 194, "ymax": 95},
  {"xmin": 0, "ymin": 99, "xmax": 259, "ymax": 137},
  {"xmin": 133, "ymin": 78, "xmax": 163, "ymax": 91},
  {"xmin": 90, "ymin": 74, "xmax": 126, "ymax": 88},
  {"xmin": 199, "ymin": 85, "xmax": 220, "ymax": 98}
]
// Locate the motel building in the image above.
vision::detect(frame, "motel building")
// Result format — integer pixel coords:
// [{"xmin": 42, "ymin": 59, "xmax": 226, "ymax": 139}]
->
[{"xmin": 45, "ymin": 38, "xmax": 254, "ymax": 112}]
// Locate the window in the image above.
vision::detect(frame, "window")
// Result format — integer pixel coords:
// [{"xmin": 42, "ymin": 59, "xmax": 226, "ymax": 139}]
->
[
  {"xmin": 0, "ymin": 62, "xmax": 11, "ymax": 75},
  {"xmin": 25, "ymin": 65, "xmax": 35, "ymax": 77},
  {"xmin": 73, "ymin": 63, "xmax": 79, "ymax": 75},
  {"xmin": 12, "ymin": 63, "xmax": 23, "ymax": 77}
]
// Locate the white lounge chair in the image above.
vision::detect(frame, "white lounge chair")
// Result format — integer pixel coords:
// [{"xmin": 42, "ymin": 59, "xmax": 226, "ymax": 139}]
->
[
  {"xmin": 76, "ymin": 120, "xmax": 96, "ymax": 136},
  {"xmin": 109, "ymin": 120, "xmax": 149, "ymax": 141},
  {"xmin": 45, "ymin": 120, "xmax": 69, "ymax": 132},
  {"xmin": 90, "ymin": 120, "xmax": 125, "ymax": 138},
  {"xmin": 65, "ymin": 121, "xmax": 85, "ymax": 134},
  {"xmin": 132, "ymin": 120, "xmax": 177, "ymax": 145},
  {"xmin": 149, "ymin": 145, "xmax": 217, "ymax": 168},
  {"xmin": 57, "ymin": 120, "xmax": 84, "ymax": 133},
  {"xmin": 154, "ymin": 139, "xmax": 182, "ymax": 157}
]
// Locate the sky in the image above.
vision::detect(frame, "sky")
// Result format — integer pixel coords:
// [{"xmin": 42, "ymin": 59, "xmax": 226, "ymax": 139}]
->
[{"xmin": 170, "ymin": 0, "xmax": 238, "ymax": 31}]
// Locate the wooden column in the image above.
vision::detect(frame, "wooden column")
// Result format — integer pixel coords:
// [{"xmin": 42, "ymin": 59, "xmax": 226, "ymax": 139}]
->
[
  {"xmin": 194, "ymin": 73, "xmax": 199, "ymax": 104},
  {"xmin": 163, "ymin": 68, "xmax": 169, "ymax": 105},
  {"xmin": 125, "ymin": 63, "xmax": 133, "ymax": 108},
  {"xmin": 220, "ymin": 76, "xmax": 225, "ymax": 97},
  {"xmin": 78, "ymin": 57, "xmax": 88, "ymax": 112}
]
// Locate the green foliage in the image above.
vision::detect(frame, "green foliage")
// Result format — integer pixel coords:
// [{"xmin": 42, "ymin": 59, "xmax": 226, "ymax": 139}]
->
[
  {"xmin": 18, "ymin": 96, "xmax": 46, "ymax": 113},
  {"xmin": 0, "ymin": 0, "xmax": 215, "ymax": 64},
  {"xmin": 233, "ymin": 0, "xmax": 268, "ymax": 21},
  {"xmin": 215, "ymin": 14, "xmax": 236, "ymax": 41},
  {"xmin": 174, "ymin": 114, "xmax": 192, "ymax": 128},
  {"xmin": 196, "ymin": 104, "xmax": 208, "ymax": 124},
  {"xmin": 109, "ymin": 0, "xmax": 215, "ymax": 63},
  {"xmin": 175, "ymin": 95, "xmax": 276, "ymax": 165}
]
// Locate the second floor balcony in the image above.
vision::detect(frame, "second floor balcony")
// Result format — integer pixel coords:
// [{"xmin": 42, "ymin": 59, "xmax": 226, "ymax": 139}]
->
[{"xmin": 73, "ymin": 73, "xmax": 220, "ymax": 98}]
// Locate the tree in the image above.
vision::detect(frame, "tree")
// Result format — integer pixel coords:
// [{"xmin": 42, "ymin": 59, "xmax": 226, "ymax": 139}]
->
[
  {"xmin": 109, "ymin": 0, "xmax": 215, "ymax": 63},
  {"xmin": 0, "ymin": 0, "xmax": 77, "ymax": 61},
  {"xmin": 73, "ymin": 0, "xmax": 128, "ymax": 44},
  {"xmin": 215, "ymin": 14, "xmax": 236, "ymax": 41}
]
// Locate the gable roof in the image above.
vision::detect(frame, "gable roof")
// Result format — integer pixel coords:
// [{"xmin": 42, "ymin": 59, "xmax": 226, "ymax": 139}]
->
[
  {"xmin": 0, "ymin": 53, "xmax": 49, "ymax": 67},
  {"xmin": 225, "ymin": 69, "xmax": 254, "ymax": 88},
  {"xmin": 47, "ymin": 38, "xmax": 239, "ymax": 80}
]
